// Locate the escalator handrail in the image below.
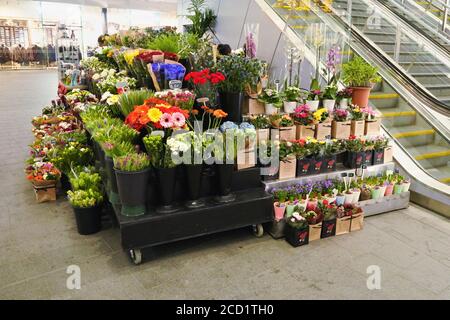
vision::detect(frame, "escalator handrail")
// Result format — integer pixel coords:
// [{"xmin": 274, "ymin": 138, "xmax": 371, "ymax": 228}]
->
[
  {"xmin": 379, "ymin": 0, "xmax": 450, "ymax": 52},
  {"xmin": 317, "ymin": 0, "xmax": 450, "ymax": 118}
]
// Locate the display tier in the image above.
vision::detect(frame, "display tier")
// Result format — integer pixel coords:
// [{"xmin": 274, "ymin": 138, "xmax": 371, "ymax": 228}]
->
[
  {"xmin": 262, "ymin": 162, "xmax": 396, "ymax": 190},
  {"xmin": 106, "ymin": 167, "xmax": 273, "ymax": 264}
]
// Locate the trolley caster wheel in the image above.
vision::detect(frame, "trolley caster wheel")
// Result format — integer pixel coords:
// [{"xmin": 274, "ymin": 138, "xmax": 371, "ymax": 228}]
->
[
  {"xmin": 252, "ymin": 224, "xmax": 264, "ymax": 238},
  {"xmin": 129, "ymin": 248, "xmax": 142, "ymax": 265}
]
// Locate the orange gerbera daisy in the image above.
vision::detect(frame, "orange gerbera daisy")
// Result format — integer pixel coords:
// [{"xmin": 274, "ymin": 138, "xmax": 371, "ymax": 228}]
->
[{"xmin": 213, "ymin": 109, "xmax": 228, "ymax": 118}]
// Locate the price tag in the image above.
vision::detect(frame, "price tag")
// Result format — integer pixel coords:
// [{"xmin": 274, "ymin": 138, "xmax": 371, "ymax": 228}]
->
[{"xmin": 169, "ymin": 80, "xmax": 182, "ymax": 90}]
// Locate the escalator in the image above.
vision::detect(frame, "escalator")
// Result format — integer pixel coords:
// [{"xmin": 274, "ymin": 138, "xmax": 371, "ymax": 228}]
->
[
  {"xmin": 376, "ymin": 0, "xmax": 450, "ymax": 52},
  {"xmin": 328, "ymin": 0, "xmax": 450, "ymax": 106},
  {"xmin": 257, "ymin": 0, "xmax": 450, "ymax": 214}
]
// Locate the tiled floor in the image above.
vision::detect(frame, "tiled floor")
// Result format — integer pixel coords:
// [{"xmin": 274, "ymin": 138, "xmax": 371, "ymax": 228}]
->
[{"xmin": 1, "ymin": 70, "xmax": 450, "ymax": 300}]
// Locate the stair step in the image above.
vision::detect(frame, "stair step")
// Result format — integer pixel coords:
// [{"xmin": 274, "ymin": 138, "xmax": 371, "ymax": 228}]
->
[
  {"xmin": 381, "ymin": 110, "xmax": 416, "ymax": 117},
  {"xmin": 392, "ymin": 128, "xmax": 435, "ymax": 139},
  {"xmin": 369, "ymin": 93, "xmax": 399, "ymax": 99}
]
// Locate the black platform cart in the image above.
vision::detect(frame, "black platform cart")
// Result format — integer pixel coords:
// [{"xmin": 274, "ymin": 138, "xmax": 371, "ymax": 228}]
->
[{"xmin": 109, "ymin": 167, "xmax": 273, "ymax": 264}]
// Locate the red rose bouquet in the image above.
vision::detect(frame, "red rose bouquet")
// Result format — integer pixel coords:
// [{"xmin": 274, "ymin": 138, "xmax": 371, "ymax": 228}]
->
[{"xmin": 184, "ymin": 69, "xmax": 225, "ymax": 107}]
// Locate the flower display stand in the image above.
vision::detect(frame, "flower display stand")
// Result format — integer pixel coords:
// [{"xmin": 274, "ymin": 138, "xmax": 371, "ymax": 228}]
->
[
  {"xmin": 108, "ymin": 167, "xmax": 273, "ymax": 264},
  {"xmin": 262, "ymin": 162, "xmax": 410, "ymax": 239}
]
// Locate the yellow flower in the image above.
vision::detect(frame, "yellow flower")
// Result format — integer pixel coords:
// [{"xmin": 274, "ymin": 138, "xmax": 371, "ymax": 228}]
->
[
  {"xmin": 123, "ymin": 49, "xmax": 140, "ymax": 65},
  {"xmin": 148, "ymin": 108, "xmax": 163, "ymax": 123}
]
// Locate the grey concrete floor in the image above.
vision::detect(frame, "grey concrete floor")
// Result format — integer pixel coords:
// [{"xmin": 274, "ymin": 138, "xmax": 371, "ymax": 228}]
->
[{"xmin": 1, "ymin": 70, "xmax": 450, "ymax": 300}]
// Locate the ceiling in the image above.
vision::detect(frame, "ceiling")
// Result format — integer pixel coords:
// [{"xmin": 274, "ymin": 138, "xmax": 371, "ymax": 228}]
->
[{"xmin": 32, "ymin": 0, "xmax": 178, "ymax": 12}]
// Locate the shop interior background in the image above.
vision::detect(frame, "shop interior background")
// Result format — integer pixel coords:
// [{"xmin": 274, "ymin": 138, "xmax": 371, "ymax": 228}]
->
[{"xmin": 0, "ymin": 0, "xmax": 178, "ymax": 70}]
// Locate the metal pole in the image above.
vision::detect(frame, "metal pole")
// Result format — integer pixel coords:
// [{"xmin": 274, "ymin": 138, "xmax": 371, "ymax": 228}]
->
[
  {"xmin": 393, "ymin": 25, "xmax": 401, "ymax": 62},
  {"xmin": 442, "ymin": 0, "xmax": 449, "ymax": 32},
  {"xmin": 102, "ymin": 7, "xmax": 108, "ymax": 35}
]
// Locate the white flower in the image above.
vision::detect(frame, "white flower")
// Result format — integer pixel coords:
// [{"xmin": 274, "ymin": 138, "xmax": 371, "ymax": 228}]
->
[
  {"xmin": 286, "ymin": 142, "xmax": 292, "ymax": 147},
  {"xmin": 232, "ymin": 48, "xmax": 244, "ymax": 55},
  {"xmin": 108, "ymin": 69, "xmax": 116, "ymax": 76},
  {"xmin": 100, "ymin": 70, "xmax": 108, "ymax": 78},
  {"xmin": 92, "ymin": 73, "xmax": 100, "ymax": 80},
  {"xmin": 101, "ymin": 91, "xmax": 113, "ymax": 101}
]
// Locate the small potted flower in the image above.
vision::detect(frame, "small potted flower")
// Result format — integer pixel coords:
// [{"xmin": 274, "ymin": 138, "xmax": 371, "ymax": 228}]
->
[
  {"xmin": 401, "ymin": 177, "xmax": 411, "ymax": 193},
  {"xmin": 305, "ymin": 88, "xmax": 321, "ymax": 111},
  {"xmin": 285, "ymin": 209, "xmax": 309, "ymax": 247},
  {"xmin": 248, "ymin": 114, "xmax": 271, "ymax": 144},
  {"xmin": 313, "ymin": 108, "xmax": 332, "ymax": 140},
  {"xmin": 372, "ymin": 135, "xmax": 389, "ymax": 165},
  {"xmin": 278, "ymin": 141, "xmax": 297, "ymax": 179},
  {"xmin": 25, "ymin": 161, "xmax": 61, "ymax": 203},
  {"xmin": 337, "ymin": 88, "xmax": 352, "ymax": 108},
  {"xmin": 258, "ymin": 88, "xmax": 283, "ymax": 114},
  {"xmin": 322, "ymin": 85, "xmax": 337, "ymax": 114},
  {"xmin": 344, "ymin": 135, "xmax": 365, "ymax": 169},
  {"xmin": 335, "ymin": 182, "xmax": 346, "ymax": 206},
  {"xmin": 350, "ymin": 179, "xmax": 361, "ymax": 203},
  {"xmin": 271, "ymin": 188, "xmax": 288, "ymax": 221},
  {"xmin": 113, "ymin": 152, "xmax": 151, "ymax": 216},
  {"xmin": 383, "ymin": 173, "xmax": 396, "ymax": 196},
  {"xmin": 270, "ymin": 114, "xmax": 295, "ymax": 141},
  {"xmin": 292, "ymin": 138, "xmax": 311, "ymax": 177},
  {"xmin": 370, "ymin": 184, "xmax": 384, "ymax": 199},
  {"xmin": 342, "ymin": 56, "xmax": 381, "ymax": 108},
  {"xmin": 305, "ymin": 209, "xmax": 324, "ymax": 241},
  {"xmin": 68, "ymin": 188, "xmax": 103, "ymax": 235},
  {"xmin": 350, "ymin": 205, "xmax": 365, "ymax": 232},
  {"xmin": 320, "ymin": 201, "xmax": 337, "ymax": 238},
  {"xmin": 362, "ymin": 105, "xmax": 380, "ymax": 136},
  {"xmin": 293, "ymin": 104, "xmax": 315, "ymax": 139},
  {"xmin": 349, "ymin": 104, "xmax": 365, "ymax": 137},
  {"xmin": 335, "ymin": 204, "xmax": 352, "ymax": 235},
  {"xmin": 281, "ymin": 85, "xmax": 302, "ymax": 113},
  {"xmin": 322, "ymin": 139, "xmax": 343, "ymax": 173},
  {"xmin": 331, "ymin": 108, "xmax": 351, "ymax": 139},
  {"xmin": 322, "ymin": 179, "xmax": 336, "ymax": 203},
  {"xmin": 359, "ymin": 184, "xmax": 372, "ymax": 201}
]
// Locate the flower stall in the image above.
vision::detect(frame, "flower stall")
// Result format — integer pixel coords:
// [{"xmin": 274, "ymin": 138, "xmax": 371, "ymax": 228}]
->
[{"xmin": 24, "ymin": 26, "xmax": 410, "ymax": 264}]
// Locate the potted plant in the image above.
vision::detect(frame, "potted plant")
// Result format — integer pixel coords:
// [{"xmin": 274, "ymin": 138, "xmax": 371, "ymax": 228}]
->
[
  {"xmin": 292, "ymin": 104, "xmax": 315, "ymax": 139},
  {"xmin": 278, "ymin": 141, "xmax": 297, "ymax": 179},
  {"xmin": 322, "ymin": 139, "xmax": 342, "ymax": 173},
  {"xmin": 102, "ymin": 140, "xmax": 136, "ymax": 205},
  {"xmin": 363, "ymin": 138, "xmax": 374, "ymax": 166},
  {"xmin": 344, "ymin": 136, "xmax": 365, "ymax": 169},
  {"xmin": 362, "ymin": 105, "xmax": 380, "ymax": 136},
  {"xmin": 321, "ymin": 179, "xmax": 336, "ymax": 203},
  {"xmin": 143, "ymin": 134, "xmax": 182, "ymax": 212},
  {"xmin": 304, "ymin": 209, "xmax": 323, "ymax": 241},
  {"xmin": 258, "ymin": 88, "xmax": 283, "ymax": 115},
  {"xmin": 216, "ymin": 54, "xmax": 265, "ymax": 122},
  {"xmin": 320, "ymin": 201, "xmax": 337, "ymax": 238},
  {"xmin": 25, "ymin": 161, "xmax": 61, "ymax": 203},
  {"xmin": 114, "ymin": 152, "xmax": 151, "ymax": 216},
  {"xmin": 322, "ymin": 85, "xmax": 337, "ymax": 114},
  {"xmin": 337, "ymin": 88, "xmax": 352, "ymax": 108},
  {"xmin": 370, "ymin": 185, "xmax": 384, "ymax": 199},
  {"xmin": 285, "ymin": 209, "xmax": 309, "ymax": 247},
  {"xmin": 270, "ymin": 114, "xmax": 295, "ymax": 141},
  {"xmin": 67, "ymin": 188, "xmax": 103, "ymax": 235},
  {"xmin": 271, "ymin": 187, "xmax": 288, "ymax": 221},
  {"xmin": 372, "ymin": 135, "xmax": 389, "ymax": 165},
  {"xmin": 342, "ymin": 56, "xmax": 381, "ymax": 108},
  {"xmin": 305, "ymin": 79, "xmax": 321, "ymax": 111},
  {"xmin": 335, "ymin": 182, "xmax": 346, "ymax": 206},
  {"xmin": 349, "ymin": 104, "xmax": 365, "ymax": 137},
  {"xmin": 292, "ymin": 138, "xmax": 311, "ymax": 177},
  {"xmin": 322, "ymin": 45, "xmax": 340, "ymax": 114},
  {"xmin": 350, "ymin": 205, "xmax": 365, "ymax": 232},
  {"xmin": 248, "ymin": 114, "xmax": 271, "ymax": 144},
  {"xmin": 305, "ymin": 138, "xmax": 325, "ymax": 175},
  {"xmin": 170, "ymin": 132, "xmax": 205, "ymax": 208},
  {"xmin": 401, "ymin": 177, "xmax": 411, "ymax": 193},
  {"xmin": 359, "ymin": 184, "xmax": 372, "ymax": 201},
  {"xmin": 313, "ymin": 107, "xmax": 331, "ymax": 140},
  {"xmin": 281, "ymin": 85, "xmax": 301, "ymax": 113},
  {"xmin": 331, "ymin": 108, "xmax": 351, "ymax": 139},
  {"xmin": 349, "ymin": 179, "xmax": 361, "ymax": 203},
  {"xmin": 184, "ymin": 68, "xmax": 225, "ymax": 108},
  {"xmin": 335, "ymin": 204, "xmax": 352, "ymax": 235}
]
